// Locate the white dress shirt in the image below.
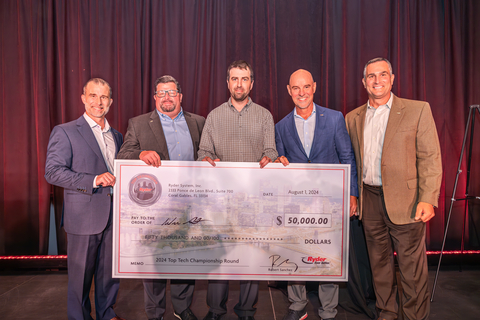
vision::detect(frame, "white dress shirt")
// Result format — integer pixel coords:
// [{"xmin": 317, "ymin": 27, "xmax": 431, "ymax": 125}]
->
[
  {"xmin": 363, "ymin": 93, "xmax": 393, "ymax": 186},
  {"xmin": 83, "ymin": 113, "xmax": 115, "ymax": 187}
]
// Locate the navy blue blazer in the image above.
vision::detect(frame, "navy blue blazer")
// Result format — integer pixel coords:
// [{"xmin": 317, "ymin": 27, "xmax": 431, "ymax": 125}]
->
[
  {"xmin": 275, "ymin": 104, "xmax": 358, "ymax": 197},
  {"xmin": 45, "ymin": 115, "xmax": 123, "ymax": 235}
]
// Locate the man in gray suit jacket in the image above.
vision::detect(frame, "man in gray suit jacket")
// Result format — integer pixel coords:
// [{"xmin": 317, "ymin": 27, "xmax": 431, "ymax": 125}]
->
[
  {"xmin": 45, "ymin": 78, "xmax": 124, "ymax": 320},
  {"xmin": 117, "ymin": 75, "xmax": 205, "ymax": 320}
]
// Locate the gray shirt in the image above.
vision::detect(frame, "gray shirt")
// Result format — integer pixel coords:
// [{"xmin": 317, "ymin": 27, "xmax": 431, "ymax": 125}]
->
[{"xmin": 198, "ymin": 97, "xmax": 278, "ymax": 162}]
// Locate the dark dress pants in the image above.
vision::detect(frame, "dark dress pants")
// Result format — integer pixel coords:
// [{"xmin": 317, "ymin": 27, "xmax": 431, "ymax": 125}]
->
[
  {"xmin": 66, "ymin": 218, "xmax": 119, "ymax": 320},
  {"xmin": 362, "ymin": 184, "xmax": 430, "ymax": 320},
  {"xmin": 143, "ymin": 279, "xmax": 195, "ymax": 319},
  {"xmin": 207, "ymin": 280, "xmax": 259, "ymax": 317}
]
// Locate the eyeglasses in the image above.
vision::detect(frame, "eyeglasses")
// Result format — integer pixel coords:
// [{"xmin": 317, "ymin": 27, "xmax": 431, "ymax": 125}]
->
[{"xmin": 155, "ymin": 90, "xmax": 179, "ymax": 98}]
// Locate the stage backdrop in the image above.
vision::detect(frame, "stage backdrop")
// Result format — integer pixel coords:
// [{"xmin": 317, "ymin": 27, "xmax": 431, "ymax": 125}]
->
[{"xmin": 1, "ymin": 0, "xmax": 479, "ymax": 255}]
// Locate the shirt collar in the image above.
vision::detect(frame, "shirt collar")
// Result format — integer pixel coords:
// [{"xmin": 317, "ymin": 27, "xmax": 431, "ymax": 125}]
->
[
  {"xmin": 228, "ymin": 97, "xmax": 253, "ymax": 110},
  {"xmin": 83, "ymin": 113, "xmax": 110, "ymax": 132},
  {"xmin": 294, "ymin": 106, "xmax": 316, "ymax": 120},
  {"xmin": 367, "ymin": 92, "xmax": 394, "ymax": 110},
  {"xmin": 157, "ymin": 108, "xmax": 184, "ymax": 121}
]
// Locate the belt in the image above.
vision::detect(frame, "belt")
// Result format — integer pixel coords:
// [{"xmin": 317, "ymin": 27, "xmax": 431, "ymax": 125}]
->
[{"xmin": 363, "ymin": 183, "xmax": 382, "ymax": 190}]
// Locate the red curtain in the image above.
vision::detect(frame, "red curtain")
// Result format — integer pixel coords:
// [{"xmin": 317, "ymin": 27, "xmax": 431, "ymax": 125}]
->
[{"xmin": 1, "ymin": 0, "xmax": 479, "ymax": 255}]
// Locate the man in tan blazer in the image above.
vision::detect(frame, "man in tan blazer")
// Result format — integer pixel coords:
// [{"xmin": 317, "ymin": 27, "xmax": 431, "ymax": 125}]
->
[{"xmin": 345, "ymin": 58, "xmax": 442, "ymax": 320}]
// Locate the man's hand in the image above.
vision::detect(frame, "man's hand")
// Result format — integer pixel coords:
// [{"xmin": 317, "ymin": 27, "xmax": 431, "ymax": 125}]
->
[
  {"xmin": 140, "ymin": 150, "xmax": 161, "ymax": 167},
  {"xmin": 259, "ymin": 156, "xmax": 272, "ymax": 168},
  {"xmin": 415, "ymin": 202, "xmax": 435, "ymax": 222},
  {"xmin": 274, "ymin": 156, "xmax": 289, "ymax": 166},
  {"xmin": 350, "ymin": 196, "xmax": 358, "ymax": 217},
  {"xmin": 202, "ymin": 156, "xmax": 220, "ymax": 167},
  {"xmin": 95, "ymin": 172, "xmax": 116, "ymax": 187}
]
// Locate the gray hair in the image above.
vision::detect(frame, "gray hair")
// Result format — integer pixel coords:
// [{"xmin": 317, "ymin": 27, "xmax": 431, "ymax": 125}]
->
[
  {"xmin": 83, "ymin": 78, "xmax": 112, "ymax": 98},
  {"xmin": 363, "ymin": 57, "xmax": 393, "ymax": 79}
]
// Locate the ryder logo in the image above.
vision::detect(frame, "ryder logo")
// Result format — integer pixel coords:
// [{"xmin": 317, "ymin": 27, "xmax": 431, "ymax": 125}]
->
[
  {"xmin": 129, "ymin": 173, "xmax": 162, "ymax": 206},
  {"xmin": 301, "ymin": 256, "xmax": 327, "ymax": 264}
]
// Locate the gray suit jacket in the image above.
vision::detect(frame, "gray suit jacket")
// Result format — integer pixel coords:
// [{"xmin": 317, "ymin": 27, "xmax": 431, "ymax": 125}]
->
[
  {"xmin": 117, "ymin": 110, "xmax": 205, "ymax": 160},
  {"xmin": 45, "ymin": 116, "xmax": 123, "ymax": 235},
  {"xmin": 345, "ymin": 94, "xmax": 442, "ymax": 225}
]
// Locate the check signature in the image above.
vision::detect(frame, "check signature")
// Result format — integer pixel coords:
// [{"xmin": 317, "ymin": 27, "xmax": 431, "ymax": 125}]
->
[
  {"xmin": 184, "ymin": 217, "xmax": 207, "ymax": 224},
  {"xmin": 160, "ymin": 216, "xmax": 208, "ymax": 226},
  {"xmin": 269, "ymin": 254, "xmax": 298, "ymax": 272}
]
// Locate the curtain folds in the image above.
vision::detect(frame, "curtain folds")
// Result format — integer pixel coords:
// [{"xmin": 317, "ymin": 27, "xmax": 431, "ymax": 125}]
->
[{"xmin": 1, "ymin": 0, "xmax": 479, "ymax": 255}]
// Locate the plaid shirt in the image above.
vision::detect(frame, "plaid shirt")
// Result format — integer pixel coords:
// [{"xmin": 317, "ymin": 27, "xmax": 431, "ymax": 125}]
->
[{"xmin": 198, "ymin": 97, "xmax": 278, "ymax": 162}]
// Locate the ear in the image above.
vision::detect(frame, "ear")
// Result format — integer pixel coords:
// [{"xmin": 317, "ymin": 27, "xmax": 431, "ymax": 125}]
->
[
  {"xmin": 313, "ymin": 82, "xmax": 317, "ymax": 93},
  {"xmin": 287, "ymin": 85, "xmax": 292, "ymax": 96},
  {"xmin": 179, "ymin": 93, "xmax": 183, "ymax": 103},
  {"xmin": 362, "ymin": 77, "xmax": 366, "ymax": 88},
  {"xmin": 81, "ymin": 94, "xmax": 87, "ymax": 104},
  {"xmin": 390, "ymin": 74, "xmax": 395, "ymax": 86},
  {"xmin": 249, "ymin": 80, "xmax": 254, "ymax": 90},
  {"xmin": 108, "ymin": 98, "xmax": 113, "ymax": 107}
]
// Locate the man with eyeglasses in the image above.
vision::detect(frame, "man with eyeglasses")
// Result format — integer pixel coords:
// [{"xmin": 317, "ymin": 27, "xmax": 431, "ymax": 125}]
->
[
  {"xmin": 198, "ymin": 60, "xmax": 278, "ymax": 320},
  {"xmin": 117, "ymin": 75, "xmax": 205, "ymax": 320}
]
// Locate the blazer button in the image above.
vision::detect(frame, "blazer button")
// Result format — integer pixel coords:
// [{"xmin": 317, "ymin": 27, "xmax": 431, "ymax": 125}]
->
[{"xmin": 308, "ymin": 160, "xmax": 311, "ymax": 163}]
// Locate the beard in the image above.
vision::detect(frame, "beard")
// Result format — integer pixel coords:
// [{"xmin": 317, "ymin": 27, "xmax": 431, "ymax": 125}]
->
[
  {"xmin": 160, "ymin": 101, "xmax": 176, "ymax": 113},
  {"xmin": 231, "ymin": 91, "xmax": 249, "ymax": 102}
]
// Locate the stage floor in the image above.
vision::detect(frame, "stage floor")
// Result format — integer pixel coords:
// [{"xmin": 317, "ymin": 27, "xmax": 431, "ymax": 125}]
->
[{"xmin": 0, "ymin": 267, "xmax": 479, "ymax": 319}]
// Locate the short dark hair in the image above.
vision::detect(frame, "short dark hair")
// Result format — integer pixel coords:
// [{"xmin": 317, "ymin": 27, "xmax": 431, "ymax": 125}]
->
[
  {"xmin": 83, "ymin": 78, "xmax": 112, "ymax": 98},
  {"xmin": 154, "ymin": 75, "xmax": 182, "ymax": 94},
  {"xmin": 363, "ymin": 57, "xmax": 393, "ymax": 79},
  {"xmin": 227, "ymin": 60, "xmax": 254, "ymax": 81}
]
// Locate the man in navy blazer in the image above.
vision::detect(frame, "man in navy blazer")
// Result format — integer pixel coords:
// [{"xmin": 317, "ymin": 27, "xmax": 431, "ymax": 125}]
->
[
  {"xmin": 45, "ymin": 78, "xmax": 124, "ymax": 320},
  {"xmin": 275, "ymin": 70, "xmax": 358, "ymax": 320}
]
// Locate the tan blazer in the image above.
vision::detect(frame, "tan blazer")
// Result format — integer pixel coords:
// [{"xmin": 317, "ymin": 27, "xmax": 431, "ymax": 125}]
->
[{"xmin": 345, "ymin": 94, "xmax": 442, "ymax": 225}]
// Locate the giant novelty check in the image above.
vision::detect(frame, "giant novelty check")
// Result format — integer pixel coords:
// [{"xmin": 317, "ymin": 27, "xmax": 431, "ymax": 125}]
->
[{"xmin": 113, "ymin": 160, "xmax": 350, "ymax": 281}]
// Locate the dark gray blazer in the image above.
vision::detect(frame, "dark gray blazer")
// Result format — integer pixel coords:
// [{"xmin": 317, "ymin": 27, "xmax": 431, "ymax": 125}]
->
[
  {"xmin": 117, "ymin": 110, "xmax": 205, "ymax": 160},
  {"xmin": 44, "ymin": 116, "xmax": 123, "ymax": 235}
]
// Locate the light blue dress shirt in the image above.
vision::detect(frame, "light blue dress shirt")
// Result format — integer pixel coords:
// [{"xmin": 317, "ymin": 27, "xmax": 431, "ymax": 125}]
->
[
  {"xmin": 294, "ymin": 108, "xmax": 316, "ymax": 157},
  {"xmin": 156, "ymin": 108, "xmax": 194, "ymax": 161}
]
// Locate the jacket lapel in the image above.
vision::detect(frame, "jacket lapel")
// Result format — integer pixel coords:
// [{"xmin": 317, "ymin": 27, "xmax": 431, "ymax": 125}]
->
[
  {"xmin": 286, "ymin": 110, "xmax": 308, "ymax": 158},
  {"xmin": 184, "ymin": 112, "xmax": 200, "ymax": 159},
  {"xmin": 383, "ymin": 94, "xmax": 405, "ymax": 154},
  {"xmin": 149, "ymin": 111, "xmax": 170, "ymax": 160},
  {"xmin": 112, "ymin": 129, "xmax": 122, "ymax": 155},
  {"xmin": 76, "ymin": 116, "xmax": 105, "ymax": 164},
  {"xmin": 354, "ymin": 104, "xmax": 367, "ymax": 164},
  {"xmin": 310, "ymin": 104, "xmax": 326, "ymax": 157}
]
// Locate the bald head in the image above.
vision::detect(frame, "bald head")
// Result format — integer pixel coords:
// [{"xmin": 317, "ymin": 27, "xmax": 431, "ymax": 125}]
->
[
  {"xmin": 287, "ymin": 69, "xmax": 317, "ymax": 111},
  {"xmin": 289, "ymin": 69, "xmax": 314, "ymax": 86}
]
